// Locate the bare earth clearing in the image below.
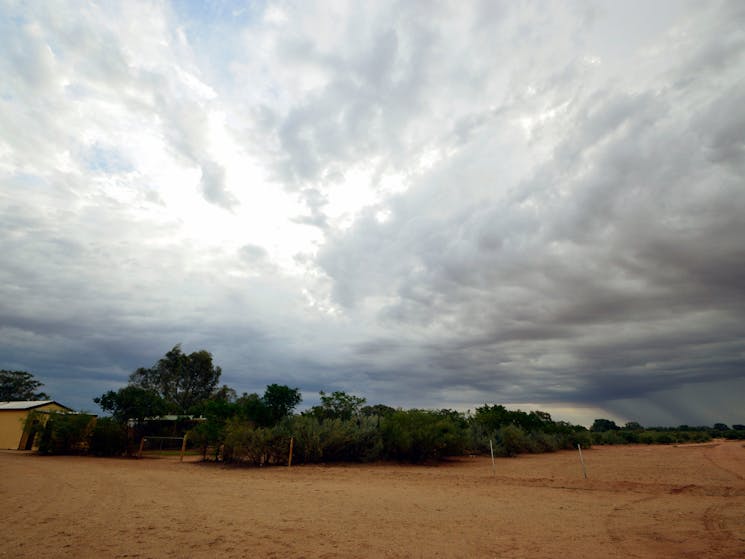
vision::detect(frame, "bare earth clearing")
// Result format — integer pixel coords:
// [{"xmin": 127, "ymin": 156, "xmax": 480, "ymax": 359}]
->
[{"xmin": 1, "ymin": 441, "xmax": 744, "ymax": 558}]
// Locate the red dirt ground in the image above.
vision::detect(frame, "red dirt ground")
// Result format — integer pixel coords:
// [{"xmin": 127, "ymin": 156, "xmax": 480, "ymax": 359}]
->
[{"xmin": 1, "ymin": 440, "xmax": 744, "ymax": 558}]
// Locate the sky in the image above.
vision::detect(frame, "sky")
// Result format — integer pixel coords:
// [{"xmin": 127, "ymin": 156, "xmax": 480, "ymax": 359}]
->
[{"xmin": 1, "ymin": 0, "xmax": 744, "ymax": 427}]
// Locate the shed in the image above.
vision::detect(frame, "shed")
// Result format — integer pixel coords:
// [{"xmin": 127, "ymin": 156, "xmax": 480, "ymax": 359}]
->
[{"xmin": 0, "ymin": 401, "xmax": 73, "ymax": 450}]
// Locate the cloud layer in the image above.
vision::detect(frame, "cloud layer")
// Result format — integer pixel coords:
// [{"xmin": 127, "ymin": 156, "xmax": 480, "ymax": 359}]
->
[{"xmin": 1, "ymin": 1, "xmax": 743, "ymax": 425}]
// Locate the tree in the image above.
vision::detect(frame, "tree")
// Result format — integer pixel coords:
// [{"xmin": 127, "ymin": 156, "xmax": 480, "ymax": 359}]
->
[
  {"xmin": 262, "ymin": 384, "xmax": 302, "ymax": 423},
  {"xmin": 361, "ymin": 404, "xmax": 396, "ymax": 417},
  {"xmin": 94, "ymin": 386, "xmax": 168, "ymax": 424},
  {"xmin": 128, "ymin": 345, "xmax": 222, "ymax": 413},
  {"xmin": 236, "ymin": 392, "xmax": 271, "ymax": 426},
  {"xmin": 0, "ymin": 370, "xmax": 49, "ymax": 401},
  {"xmin": 472, "ymin": 404, "xmax": 511, "ymax": 432},
  {"xmin": 311, "ymin": 391, "xmax": 366, "ymax": 421},
  {"xmin": 591, "ymin": 418, "xmax": 619, "ymax": 432}
]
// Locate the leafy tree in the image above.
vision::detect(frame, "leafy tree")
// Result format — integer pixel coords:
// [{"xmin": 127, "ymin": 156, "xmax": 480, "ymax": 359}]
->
[
  {"xmin": 0, "ymin": 370, "xmax": 49, "ymax": 401},
  {"xmin": 235, "ymin": 392, "xmax": 271, "ymax": 426},
  {"xmin": 263, "ymin": 384, "xmax": 302, "ymax": 423},
  {"xmin": 94, "ymin": 386, "xmax": 168, "ymax": 424},
  {"xmin": 623, "ymin": 421, "xmax": 643, "ymax": 431},
  {"xmin": 713, "ymin": 423, "xmax": 729, "ymax": 431},
  {"xmin": 590, "ymin": 418, "xmax": 619, "ymax": 432},
  {"xmin": 311, "ymin": 390, "xmax": 366, "ymax": 421},
  {"xmin": 129, "ymin": 344, "xmax": 222, "ymax": 413},
  {"xmin": 361, "ymin": 404, "xmax": 396, "ymax": 417},
  {"xmin": 472, "ymin": 404, "xmax": 511, "ymax": 432},
  {"xmin": 212, "ymin": 384, "xmax": 237, "ymax": 403}
]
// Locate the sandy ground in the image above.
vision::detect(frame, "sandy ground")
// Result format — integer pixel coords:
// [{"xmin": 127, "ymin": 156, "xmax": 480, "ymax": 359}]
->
[{"xmin": 1, "ymin": 441, "xmax": 744, "ymax": 558}]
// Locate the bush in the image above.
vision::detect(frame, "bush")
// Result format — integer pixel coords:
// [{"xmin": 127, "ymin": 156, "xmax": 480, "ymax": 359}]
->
[
  {"xmin": 89, "ymin": 417, "xmax": 128, "ymax": 456},
  {"xmin": 528, "ymin": 431, "xmax": 559, "ymax": 453},
  {"xmin": 287, "ymin": 415, "xmax": 384, "ymax": 464},
  {"xmin": 466, "ymin": 421, "xmax": 495, "ymax": 454},
  {"xmin": 287, "ymin": 415, "xmax": 323, "ymax": 463},
  {"xmin": 497, "ymin": 424, "xmax": 530, "ymax": 457},
  {"xmin": 563, "ymin": 429, "xmax": 592, "ymax": 450},
  {"xmin": 654, "ymin": 432, "xmax": 674, "ymax": 444},
  {"xmin": 37, "ymin": 412, "xmax": 96, "ymax": 454},
  {"xmin": 223, "ymin": 419, "xmax": 271, "ymax": 465},
  {"xmin": 382, "ymin": 410, "xmax": 466, "ymax": 463},
  {"xmin": 592, "ymin": 430, "xmax": 625, "ymax": 445}
]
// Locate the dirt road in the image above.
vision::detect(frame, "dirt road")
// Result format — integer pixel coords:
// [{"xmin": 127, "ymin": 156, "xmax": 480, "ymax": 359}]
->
[{"xmin": 1, "ymin": 441, "xmax": 743, "ymax": 558}]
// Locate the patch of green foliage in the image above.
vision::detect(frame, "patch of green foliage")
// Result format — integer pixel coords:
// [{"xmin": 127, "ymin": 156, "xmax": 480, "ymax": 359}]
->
[{"xmin": 32, "ymin": 411, "xmax": 96, "ymax": 455}]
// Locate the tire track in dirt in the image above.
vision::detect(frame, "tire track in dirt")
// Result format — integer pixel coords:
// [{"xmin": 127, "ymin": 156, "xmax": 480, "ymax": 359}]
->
[
  {"xmin": 701, "ymin": 500, "xmax": 745, "ymax": 558},
  {"xmin": 480, "ymin": 475, "xmax": 745, "ymax": 497},
  {"xmin": 703, "ymin": 441, "xmax": 745, "ymax": 481},
  {"xmin": 604, "ymin": 493, "xmax": 660, "ymax": 559},
  {"xmin": 603, "ymin": 491, "xmax": 742, "ymax": 559},
  {"xmin": 603, "ymin": 442, "xmax": 745, "ymax": 559}
]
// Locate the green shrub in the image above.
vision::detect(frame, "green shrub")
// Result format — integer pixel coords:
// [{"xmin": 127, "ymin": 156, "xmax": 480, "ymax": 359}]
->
[
  {"xmin": 654, "ymin": 432, "xmax": 674, "ymax": 444},
  {"xmin": 563, "ymin": 429, "xmax": 592, "ymax": 450},
  {"xmin": 223, "ymin": 419, "xmax": 271, "ymax": 465},
  {"xmin": 37, "ymin": 412, "xmax": 96, "ymax": 454},
  {"xmin": 89, "ymin": 417, "xmax": 128, "ymax": 456},
  {"xmin": 382, "ymin": 410, "xmax": 466, "ymax": 463},
  {"xmin": 497, "ymin": 424, "xmax": 529, "ymax": 457},
  {"xmin": 466, "ymin": 421, "xmax": 495, "ymax": 454},
  {"xmin": 314, "ymin": 416, "xmax": 382, "ymax": 462},
  {"xmin": 287, "ymin": 415, "xmax": 323, "ymax": 463},
  {"xmin": 528, "ymin": 431, "xmax": 559, "ymax": 453}
]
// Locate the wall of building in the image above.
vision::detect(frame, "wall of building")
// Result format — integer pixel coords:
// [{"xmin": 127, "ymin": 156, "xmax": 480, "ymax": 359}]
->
[
  {"xmin": 0, "ymin": 403, "xmax": 71, "ymax": 450},
  {"xmin": 0, "ymin": 410, "xmax": 29, "ymax": 449}
]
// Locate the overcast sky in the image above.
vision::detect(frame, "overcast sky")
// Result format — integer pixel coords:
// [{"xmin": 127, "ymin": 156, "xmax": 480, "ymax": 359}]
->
[{"xmin": 1, "ymin": 1, "xmax": 744, "ymax": 426}]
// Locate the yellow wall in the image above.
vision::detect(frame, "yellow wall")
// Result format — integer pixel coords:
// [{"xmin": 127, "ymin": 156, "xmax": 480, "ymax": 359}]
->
[
  {"xmin": 0, "ymin": 410, "xmax": 28, "ymax": 449},
  {"xmin": 0, "ymin": 403, "xmax": 70, "ymax": 450}
]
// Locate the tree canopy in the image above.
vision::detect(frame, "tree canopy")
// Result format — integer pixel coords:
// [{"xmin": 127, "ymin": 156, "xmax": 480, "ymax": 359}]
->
[
  {"xmin": 310, "ymin": 390, "xmax": 366, "ymax": 421},
  {"xmin": 591, "ymin": 418, "xmax": 620, "ymax": 432},
  {"xmin": 0, "ymin": 370, "xmax": 49, "ymax": 401},
  {"xmin": 94, "ymin": 386, "xmax": 168, "ymax": 424},
  {"xmin": 128, "ymin": 344, "xmax": 222, "ymax": 413},
  {"xmin": 262, "ymin": 384, "xmax": 302, "ymax": 423}
]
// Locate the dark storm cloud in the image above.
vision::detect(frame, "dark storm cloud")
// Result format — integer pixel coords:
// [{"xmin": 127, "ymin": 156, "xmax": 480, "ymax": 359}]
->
[{"xmin": 315, "ymin": 2, "xmax": 745, "ymax": 419}]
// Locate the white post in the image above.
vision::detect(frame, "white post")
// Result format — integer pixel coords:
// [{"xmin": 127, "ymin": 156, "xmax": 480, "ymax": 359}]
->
[
  {"xmin": 489, "ymin": 439, "xmax": 496, "ymax": 476},
  {"xmin": 577, "ymin": 443, "xmax": 588, "ymax": 479}
]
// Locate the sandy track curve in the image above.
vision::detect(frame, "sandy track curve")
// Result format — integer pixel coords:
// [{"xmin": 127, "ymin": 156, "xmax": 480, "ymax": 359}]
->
[{"xmin": 1, "ymin": 441, "xmax": 744, "ymax": 558}]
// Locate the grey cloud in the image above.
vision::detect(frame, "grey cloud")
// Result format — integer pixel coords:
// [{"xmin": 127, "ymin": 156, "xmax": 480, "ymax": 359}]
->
[
  {"xmin": 2, "ymin": 1, "xmax": 743, "ymax": 425},
  {"xmin": 315, "ymin": 3, "xmax": 745, "ymax": 416},
  {"xmin": 199, "ymin": 161, "xmax": 236, "ymax": 209}
]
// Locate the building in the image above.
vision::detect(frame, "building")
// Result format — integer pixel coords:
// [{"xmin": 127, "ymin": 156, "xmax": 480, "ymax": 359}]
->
[{"xmin": 0, "ymin": 401, "xmax": 73, "ymax": 450}]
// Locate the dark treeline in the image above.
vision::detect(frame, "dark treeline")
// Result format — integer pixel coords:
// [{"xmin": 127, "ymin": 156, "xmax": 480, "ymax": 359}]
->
[
  {"xmin": 15, "ymin": 346, "xmax": 743, "ymax": 461},
  {"xmin": 588, "ymin": 418, "xmax": 742, "ymax": 445}
]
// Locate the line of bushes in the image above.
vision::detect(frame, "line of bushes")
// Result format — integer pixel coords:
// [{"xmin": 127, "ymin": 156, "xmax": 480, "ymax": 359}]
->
[
  {"xmin": 586, "ymin": 419, "xmax": 745, "ymax": 445},
  {"xmin": 30, "ymin": 394, "xmax": 744, "ymax": 463},
  {"xmin": 590, "ymin": 429, "xmax": 712, "ymax": 445},
  {"xmin": 186, "ymin": 402, "xmax": 594, "ymax": 465},
  {"xmin": 25, "ymin": 412, "xmax": 128, "ymax": 456}
]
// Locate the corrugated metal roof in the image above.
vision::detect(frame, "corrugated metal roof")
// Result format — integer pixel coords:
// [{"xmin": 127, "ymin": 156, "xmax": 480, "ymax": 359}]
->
[{"xmin": 0, "ymin": 400, "xmax": 61, "ymax": 410}]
